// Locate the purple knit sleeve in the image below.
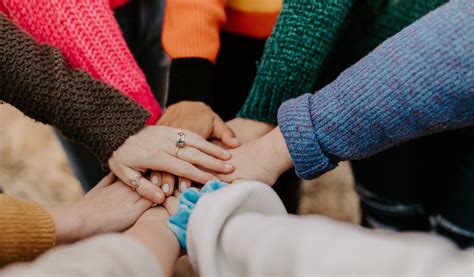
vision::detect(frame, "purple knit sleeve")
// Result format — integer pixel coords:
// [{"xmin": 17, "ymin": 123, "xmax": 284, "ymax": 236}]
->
[{"xmin": 278, "ymin": 0, "xmax": 474, "ymax": 179}]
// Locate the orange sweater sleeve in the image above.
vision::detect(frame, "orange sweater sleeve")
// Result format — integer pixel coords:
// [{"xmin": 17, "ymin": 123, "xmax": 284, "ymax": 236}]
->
[
  {"xmin": 0, "ymin": 195, "xmax": 55, "ymax": 267},
  {"xmin": 162, "ymin": 0, "xmax": 227, "ymax": 62}
]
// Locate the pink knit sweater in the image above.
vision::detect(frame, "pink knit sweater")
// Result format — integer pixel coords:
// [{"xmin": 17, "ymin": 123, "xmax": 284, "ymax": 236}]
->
[{"xmin": 0, "ymin": 0, "xmax": 161, "ymax": 124}]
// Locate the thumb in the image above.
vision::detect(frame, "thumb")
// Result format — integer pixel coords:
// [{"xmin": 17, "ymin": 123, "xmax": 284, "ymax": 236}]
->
[{"xmin": 212, "ymin": 117, "xmax": 240, "ymax": 148}]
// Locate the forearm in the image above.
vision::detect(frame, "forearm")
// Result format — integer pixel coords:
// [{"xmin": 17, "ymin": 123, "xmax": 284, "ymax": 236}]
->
[
  {"xmin": 2, "ymin": 234, "xmax": 164, "ymax": 276},
  {"xmin": 0, "ymin": 195, "xmax": 55, "ymax": 266},
  {"xmin": 278, "ymin": 0, "xmax": 474, "ymax": 179},
  {"xmin": 3, "ymin": 0, "xmax": 161, "ymax": 123},
  {"xmin": 0, "ymin": 14, "xmax": 150, "ymax": 164},
  {"xmin": 126, "ymin": 225, "xmax": 180, "ymax": 276},
  {"xmin": 238, "ymin": 0, "xmax": 354, "ymax": 124}
]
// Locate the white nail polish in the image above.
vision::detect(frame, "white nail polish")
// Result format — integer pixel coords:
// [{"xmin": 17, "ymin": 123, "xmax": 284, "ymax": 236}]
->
[
  {"xmin": 162, "ymin": 183, "xmax": 170, "ymax": 193},
  {"xmin": 180, "ymin": 182, "xmax": 187, "ymax": 192},
  {"xmin": 151, "ymin": 176, "xmax": 159, "ymax": 185}
]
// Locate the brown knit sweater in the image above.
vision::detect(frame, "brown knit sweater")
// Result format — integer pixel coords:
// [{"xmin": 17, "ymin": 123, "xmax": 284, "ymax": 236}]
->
[
  {"xmin": 0, "ymin": 14, "xmax": 150, "ymax": 266},
  {"xmin": 0, "ymin": 13, "xmax": 150, "ymax": 165}
]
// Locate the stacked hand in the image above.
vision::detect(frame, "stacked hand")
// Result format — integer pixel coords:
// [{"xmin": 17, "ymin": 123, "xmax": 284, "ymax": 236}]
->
[{"xmin": 106, "ymin": 101, "xmax": 293, "ymax": 206}]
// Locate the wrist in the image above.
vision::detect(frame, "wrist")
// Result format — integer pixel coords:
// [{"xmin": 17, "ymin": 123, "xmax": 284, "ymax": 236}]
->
[
  {"xmin": 126, "ymin": 224, "xmax": 180, "ymax": 276},
  {"xmin": 264, "ymin": 127, "xmax": 293, "ymax": 177},
  {"xmin": 45, "ymin": 206, "xmax": 84, "ymax": 245}
]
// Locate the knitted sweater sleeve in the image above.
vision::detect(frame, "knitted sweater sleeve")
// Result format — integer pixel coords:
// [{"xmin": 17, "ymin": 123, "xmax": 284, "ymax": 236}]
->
[
  {"xmin": 0, "ymin": 195, "xmax": 55, "ymax": 266},
  {"xmin": 237, "ymin": 0, "xmax": 354, "ymax": 124},
  {"xmin": 162, "ymin": 0, "xmax": 226, "ymax": 106},
  {"xmin": 0, "ymin": 14, "xmax": 150, "ymax": 165},
  {"xmin": 2, "ymin": 0, "xmax": 161, "ymax": 124},
  {"xmin": 277, "ymin": 0, "xmax": 474, "ymax": 179}
]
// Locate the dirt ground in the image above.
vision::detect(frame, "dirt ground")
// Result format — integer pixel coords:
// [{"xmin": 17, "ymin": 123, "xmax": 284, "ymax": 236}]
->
[{"xmin": 0, "ymin": 103, "xmax": 360, "ymax": 275}]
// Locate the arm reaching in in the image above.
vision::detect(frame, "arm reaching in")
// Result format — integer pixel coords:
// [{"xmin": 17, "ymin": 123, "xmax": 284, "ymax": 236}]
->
[{"xmin": 220, "ymin": 0, "xmax": 474, "ymax": 183}]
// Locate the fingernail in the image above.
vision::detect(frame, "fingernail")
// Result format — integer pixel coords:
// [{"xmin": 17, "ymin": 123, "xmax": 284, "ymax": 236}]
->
[
  {"xmin": 223, "ymin": 150, "xmax": 231, "ymax": 157},
  {"xmin": 180, "ymin": 182, "xmax": 187, "ymax": 192},
  {"xmin": 153, "ymin": 192, "xmax": 163, "ymax": 203},
  {"xmin": 152, "ymin": 203, "xmax": 158, "ymax": 207},
  {"xmin": 162, "ymin": 183, "xmax": 170, "ymax": 193},
  {"xmin": 224, "ymin": 163, "xmax": 234, "ymax": 170},
  {"xmin": 151, "ymin": 176, "xmax": 159, "ymax": 185},
  {"xmin": 232, "ymin": 138, "xmax": 240, "ymax": 144}
]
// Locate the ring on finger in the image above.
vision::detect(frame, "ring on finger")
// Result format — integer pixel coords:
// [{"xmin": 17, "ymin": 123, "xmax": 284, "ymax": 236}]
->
[
  {"xmin": 130, "ymin": 176, "xmax": 143, "ymax": 191},
  {"xmin": 175, "ymin": 146, "xmax": 181, "ymax": 158},
  {"xmin": 176, "ymin": 132, "xmax": 186, "ymax": 148}
]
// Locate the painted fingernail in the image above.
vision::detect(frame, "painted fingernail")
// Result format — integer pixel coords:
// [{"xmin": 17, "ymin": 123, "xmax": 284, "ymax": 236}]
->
[
  {"xmin": 152, "ymin": 203, "xmax": 158, "ymax": 207},
  {"xmin": 153, "ymin": 192, "xmax": 163, "ymax": 203},
  {"xmin": 162, "ymin": 183, "xmax": 170, "ymax": 193},
  {"xmin": 151, "ymin": 176, "xmax": 159, "ymax": 185},
  {"xmin": 224, "ymin": 163, "xmax": 234, "ymax": 170},
  {"xmin": 180, "ymin": 182, "xmax": 187, "ymax": 192},
  {"xmin": 223, "ymin": 150, "xmax": 231, "ymax": 157}
]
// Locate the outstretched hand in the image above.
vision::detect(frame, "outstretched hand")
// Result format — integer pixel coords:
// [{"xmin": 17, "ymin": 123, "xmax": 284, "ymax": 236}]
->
[
  {"xmin": 217, "ymin": 127, "xmax": 293, "ymax": 185},
  {"xmin": 154, "ymin": 101, "xmax": 241, "ymax": 194},
  {"xmin": 108, "ymin": 125, "xmax": 235, "ymax": 204}
]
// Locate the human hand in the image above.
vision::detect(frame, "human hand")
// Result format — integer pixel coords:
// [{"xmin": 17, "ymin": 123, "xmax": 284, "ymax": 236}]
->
[
  {"xmin": 217, "ymin": 127, "xmax": 293, "ymax": 185},
  {"xmin": 125, "ymin": 198, "xmax": 180, "ymax": 276},
  {"xmin": 108, "ymin": 125, "xmax": 235, "ymax": 203},
  {"xmin": 158, "ymin": 101, "xmax": 240, "ymax": 147},
  {"xmin": 155, "ymin": 101, "xmax": 240, "ymax": 195},
  {"xmin": 46, "ymin": 174, "xmax": 153, "ymax": 245},
  {"xmin": 226, "ymin": 117, "xmax": 274, "ymax": 144}
]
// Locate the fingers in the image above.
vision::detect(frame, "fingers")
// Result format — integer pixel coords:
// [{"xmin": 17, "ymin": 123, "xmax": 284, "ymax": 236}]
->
[
  {"xmin": 177, "ymin": 146, "xmax": 234, "ymax": 174},
  {"xmin": 183, "ymin": 130, "xmax": 232, "ymax": 160},
  {"xmin": 93, "ymin": 173, "xmax": 117, "ymax": 189},
  {"xmin": 163, "ymin": 195, "xmax": 179, "ymax": 215},
  {"xmin": 212, "ymin": 117, "xmax": 240, "ymax": 148},
  {"xmin": 110, "ymin": 159, "xmax": 165, "ymax": 204},
  {"xmin": 161, "ymin": 172, "xmax": 175, "ymax": 197},
  {"xmin": 149, "ymin": 154, "xmax": 216, "ymax": 184},
  {"xmin": 177, "ymin": 177, "xmax": 191, "ymax": 192},
  {"xmin": 150, "ymin": 171, "xmax": 162, "ymax": 187}
]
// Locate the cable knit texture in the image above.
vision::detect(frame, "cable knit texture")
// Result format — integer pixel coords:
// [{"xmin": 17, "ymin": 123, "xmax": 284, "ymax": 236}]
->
[
  {"xmin": 238, "ymin": 0, "xmax": 448, "ymax": 124},
  {"xmin": 0, "ymin": 0, "xmax": 161, "ymax": 124},
  {"xmin": 0, "ymin": 195, "xmax": 55, "ymax": 266},
  {"xmin": 0, "ymin": 14, "xmax": 150, "ymax": 165},
  {"xmin": 278, "ymin": 0, "xmax": 474, "ymax": 179}
]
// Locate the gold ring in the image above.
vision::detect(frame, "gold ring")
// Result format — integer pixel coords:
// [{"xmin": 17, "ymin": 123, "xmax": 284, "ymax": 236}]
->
[
  {"xmin": 175, "ymin": 146, "xmax": 181, "ymax": 158},
  {"xmin": 176, "ymin": 132, "xmax": 186, "ymax": 148},
  {"xmin": 130, "ymin": 176, "xmax": 142, "ymax": 191}
]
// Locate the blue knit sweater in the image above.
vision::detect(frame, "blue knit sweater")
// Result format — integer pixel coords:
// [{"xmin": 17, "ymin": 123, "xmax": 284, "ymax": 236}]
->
[{"xmin": 277, "ymin": 0, "xmax": 474, "ymax": 180}]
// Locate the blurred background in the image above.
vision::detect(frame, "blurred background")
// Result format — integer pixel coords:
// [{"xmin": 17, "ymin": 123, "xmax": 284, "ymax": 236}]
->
[{"xmin": 0, "ymin": 103, "xmax": 360, "ymax": 275}]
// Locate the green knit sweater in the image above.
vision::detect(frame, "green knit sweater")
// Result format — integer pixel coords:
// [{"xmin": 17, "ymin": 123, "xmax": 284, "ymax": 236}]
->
[{"xmin": 237, "ymin": 0, "xmax": 447, "ymax": 125}]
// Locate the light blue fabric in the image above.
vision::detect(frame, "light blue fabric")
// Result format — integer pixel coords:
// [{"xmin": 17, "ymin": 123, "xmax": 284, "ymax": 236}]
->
[{"xmin": 168, "ymin": 180, "xmax": 228, "ymax": 251}]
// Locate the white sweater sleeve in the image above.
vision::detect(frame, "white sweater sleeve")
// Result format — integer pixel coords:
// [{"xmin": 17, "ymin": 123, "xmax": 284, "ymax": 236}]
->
[
  {"xmin": 187, "ymin": 181, "xmax": 474, "ymax": 276},
  {"xmin": 1, "ymin": 234, "xmax": 163, "ymax": 277}
]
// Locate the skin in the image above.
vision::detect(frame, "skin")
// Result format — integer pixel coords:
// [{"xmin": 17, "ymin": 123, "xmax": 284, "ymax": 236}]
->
[
  {"xmin": 125, "ymin": 197, "xmax": 180, "ymax": 277},
  {"xmin": 218, "ymin": 127, "xmax": 293, "ymax": 185},
  {"xmin": 46, "ymin": 174, "xmax": 153, "ymax": 245},
  {"xmin": 108, "ymin": 125, "xmax": 234, "ymax": 204},
  {"xmin": 155, "ymin": 101, "xmax": 241, "ymax": 194},
  {"xmin": 226, "ymin": 117, "xmax": 274, "ymax": 145}
]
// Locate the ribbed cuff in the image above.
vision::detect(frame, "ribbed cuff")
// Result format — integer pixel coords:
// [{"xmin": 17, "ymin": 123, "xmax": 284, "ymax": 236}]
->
[
  {"xmin": 277, "ymin": 94, "xmax": 337, "ymax": 179},
  {"xmin": 0, "ymin": 196, "xmax": 56, "ymax": 266},
  {"xmin": 237, "ymin": 0, "xmax": 354, "ymax": 125},
  {"xmin": 166, "ymin": 58, "xmax": 215, "ymax": 107}
]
